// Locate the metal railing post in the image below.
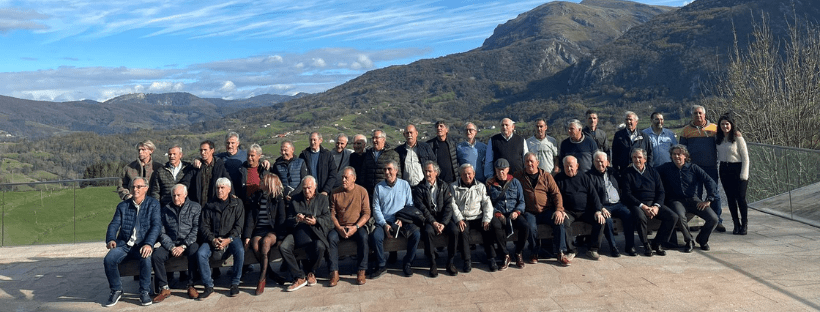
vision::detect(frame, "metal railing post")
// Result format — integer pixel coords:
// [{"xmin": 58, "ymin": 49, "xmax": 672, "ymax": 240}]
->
[
  {"xmin": 73, "ymin": 181, "xmax": 77, "ymax": 244},
  {"xmin": 2, "ymin": 188, "xmax": 5, "ymax": 247},
  {"xmin": 785, "ymin": 149, "xmax": 793, "ymax": 219}
]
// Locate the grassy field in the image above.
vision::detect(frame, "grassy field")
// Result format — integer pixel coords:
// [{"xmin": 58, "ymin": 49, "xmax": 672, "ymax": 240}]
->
[{"xmin": 1, "ymin": 184, "xmax": 120, "ymax": 246}]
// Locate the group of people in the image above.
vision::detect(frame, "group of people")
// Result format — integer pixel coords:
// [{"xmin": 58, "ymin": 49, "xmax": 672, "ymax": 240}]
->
[{"xmin": 102, "ymin": 104, "xmax": 750, "ymax": 307}]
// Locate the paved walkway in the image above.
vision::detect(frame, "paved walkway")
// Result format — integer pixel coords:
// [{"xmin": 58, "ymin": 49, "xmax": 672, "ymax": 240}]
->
[{"xmin": 2, "ymin": 209, "xmax": 819, "ymax": 311}]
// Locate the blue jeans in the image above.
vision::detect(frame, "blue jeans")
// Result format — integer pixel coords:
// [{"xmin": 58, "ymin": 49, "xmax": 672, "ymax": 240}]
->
[
  {"xmin": 197, "ymin": 237, "xmax": 244, "ymax": 287},
  {"xmin": 523, "ymin": 210, "xmax": 566, "ymax": 255},
  {"xmin": 328, "ymin": 228, "xmax": 369, "ymax": 271},
  {"xmin": 603, "ymin": 203, "xmax": 635, "ymax": 251},
  {"xmin": 369, "ymin": 225, "xmax": 420, "ymax": 267},
  {"xmin": 699, "ymin": 165, "xmax": 723, "ymax": 224},
  {"xmin": 104, "ymin": 245, "xmax": 152, "ymax": 293}
]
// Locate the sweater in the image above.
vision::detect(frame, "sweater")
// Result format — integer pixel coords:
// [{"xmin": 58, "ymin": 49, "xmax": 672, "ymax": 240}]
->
[
  {"xmin": 559, "ymin": 136, "xmax": 599, "ymax": 174},
  {"xmin": 485, "ymin": 133, "xmax": 527, "ymax": 178},
  {"xmin": 330, "ymin": 184, "xmax": 371, "ymax": 228},
  {"xmin": 554, "ymin": 172, "xmax": 602, "ymax": 213},
  {"xmin": 657, "ymin": 162, "xmax": 718, "ymax": 203},
  {"xmin": 717, "ymin": 135, "xmax": 750, "ymax": 180},
  {"xmin": 372, "ymin": 178, "xmax": 413, "ymax": 226},
  {"xmin": 679, "ymin": 121, "xmax": 718, "ymax": 168}
]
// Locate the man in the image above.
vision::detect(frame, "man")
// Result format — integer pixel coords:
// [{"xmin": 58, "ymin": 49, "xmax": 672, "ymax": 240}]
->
[
  {"xmin": 526, "ymin": 119, "xmax": 560, "ymax": 174},
  {"xmin": 103, "ymin": 177, "xmax": 161, "ymax": 307},
  {"xmin": 182, "ymin": 140, "xmax": 231, "ymax": 206},
  {"xmin": 583, "ymin": 110, "xmax": 610, "ymax": 156},
  {"xmin": 484, "ymin": 118, "xmax": 528, "ymax": 178},
  {"xmin": 328, "ymin": 167, "xmax": 371, "ymax": 286},
  {"xmin": 395, "ymin": 124, "xmax": 436, "ymax": 186},
  {"xmin": 299, "ymin": 132, "xmax": 338, "ymax": 195},
  {"xmin": 151, "ymin": 184, "xmax": 201, "ymax": 302},
  {"xmin": 513, "ymin": 153, "xmax": 570, "ymax": 266},
  {"xmin": 588, "ymin": 151, "xmax": 637, "ymax": 257},
  {"xmin": 151, "ymin": 145, "xmax": 194, "ymax": 207},
  {"xmin": 272, "ymin": 140, "xmax": 308, "ymax": 199},
  {"xmin": 412, "ymin": 161, "xmax": 456, "ymax": 277},
  {"xmin": 369, "ymin": 160, "xmax": 419, "ymax": 278},
  {"xmin": 456, "ymin": 122, "xmax": 488, "ymax": 183},
  {"xmin": 620, "ymin": 148, "xmax": 679, "ymax": 256},
  {"xmin": 612, "ymin": 111, "xmax": 653, "ymax": 173},
  {"xmin": 658, "ymin": 145, "xmax": 719, "ymax": 252},
  {"xmin": 643, "ymin": 112, "xmax": 678, "ymax": 167},
  {"xmin": 362, "ymin": 129, "xmax": 401, "ymax": 195},
  {"xmin": 559, "ymin": 119, "xmax": 598, "ymax": 174},
  {"xmin": 485, "ymin": 159, "xmax": 528, "ymax": 271},
  {"xmin": 215, "ymin": 132, "xmax": 248, "ymax": 188},
  {"xmin": 553, "ymin": 156, "xmax": 606, "ymax": 260},
  {"xmin": 195, "ymin": 178, "xmax": 245, "ymax": 299},
  {"xmin": 118, "ymin": 140, "xmax": 162, "ymax": 201},
  {"xmin": 349, "ymin": 134, "xmax": 368, "ymax": 183},
  {"xmin": 280, "ymin": 176, "xmax": 332, "ymax": 292},
  {"xmin": 679, "ymin": 105, "xmax": 725, "ymax": 232},
  {"xmin": 330, "ymin": 133, "xmax": 353, "ymax": 188},
  {"xmin": 451, "ymin": 163, "xmax": 497, "ymax": 272},
  {"xmin": 427, "ymin": 121, "xmax": 459, "ymax": 183}
]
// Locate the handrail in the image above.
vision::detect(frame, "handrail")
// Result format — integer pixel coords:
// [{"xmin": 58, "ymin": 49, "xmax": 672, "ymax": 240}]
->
[
  {"xmin": 746, "ymin": 142, "xmax": 820, "ymax": 154},
  {"xmin": 0, "ymin": 177, "xmax": 120, "ymax": 188}
]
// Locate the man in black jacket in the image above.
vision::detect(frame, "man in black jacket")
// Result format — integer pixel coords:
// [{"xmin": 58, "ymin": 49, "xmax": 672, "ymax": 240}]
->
[
  {"xmin": 427, "ymin": 121, "xmax": 459, "ymax": 184},
  {"xmin": 587, "ymin": 151, "xmax": 636, "ymax": 257},
  {"xmin": 553, "ymin": 156, "xmax": 606, "ymax": 260},
  {"xmin": 362, "ymin": 129, "xmax": 401, "ymax": 195},
  {"xmin": 612, "ymin": 111, "xmax": 653, "ymax": 173},
  {"xmin": 151, "ymin": 184, "xmax": 201, "ymax": 302},
  {"xmin": 151, "ymin": 145, "xmax": 194, "ymax": 207},
  {"xmin": 280, "ymin": 176, "xmax": 332, "ymax": 292},
  {"xmin": 194, "ymin": 178, "xmax": 245, "ymax": 299},
  {"xmin": 395, "ymin": 124, "xmax": 436, "ymax": 186},
  {"xmin": 299, "ymin": 132, "xmax": 337, "ymax": 195},
  {"xmin": 183, "ymin": 140, "xmax": 231, "ymax": 206},
  {"xmin": 412, "ymin": 161, "xmax": 456, "ymax": 277}
]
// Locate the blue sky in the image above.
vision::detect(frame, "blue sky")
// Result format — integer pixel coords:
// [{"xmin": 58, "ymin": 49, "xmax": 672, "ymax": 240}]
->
[{"xmin": 0, "ymin": 0, "xmax": 689, "ymax": 102}]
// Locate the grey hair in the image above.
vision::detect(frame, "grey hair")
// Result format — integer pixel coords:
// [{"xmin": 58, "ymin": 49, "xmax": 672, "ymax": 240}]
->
[
  {"xmin": 669, "ymin": 144, "xmax": 690, "ymax": 162},
  {"xmin": 524, "ymin": 152, "xmax": 538, "ymax": 162},
  {"xmin": 281, "ymin": 140, "xmax": 294, "ymax": 148},
  {"xmin": 691, "ymin": 104, "xmax": 705, "ymax": 115},
  {"xmin": 172, "ymin": 183, "xmax": 188, "ymax": 194},
  {"xmin": 129, "ymin": 177, "xmax": 149, "ymax": 190},
  {"xmin": 225, "ymin": 132, "xmax": 240, "ymax": 141},
  {"xmin": 168, "ymin": 145, "xmax": 182, "ymax": 154},
  {"xmin": 562, "ymin": 155, "xmax": 577, "ymax": 165},
  {"xmin": 215, "ymin": 177, "xmax": 232, "ymax": 188},
  {"xmin": 384, "ymin": 159, "xmax": 398, "ymax": 171},
  {"xmin": 631, "ymin": 148, "xmax": 648, "ymax": 159},
  {"xmin": 342, "ymin": 166, "xmax": 357, "ymax": 178},
  {"xmin": 336, "ymin": 133, "xmax": 348, "ymax": 141},
  {"xmin": 566, "ymin": 119, "xmax": 583, "ymax": 130},
  {"xmin": 372, "ymin": 129, "xmax": 386, "ymax": 139},
  {"xmin": 301, "ymin": 175, "xmax": 317, "ymax": 186},
  {"xmin": 353, "ymin": 134, "xmax": 367, "ymax": 144},
  {"xmin": 458, "ymin": 163, "xmax": 474, "ymax": 175},
  {"xmin": 310, "ymin": 132, "xmax": 323, "ymax": 140},
  {"xmin": 249, "ymin": 143, "xmax": 263, "ymax": 155},
  {"xmin": 423, "ymin": 160, "xmax": 441, "ymax": 175},
  {"xmin": 624, "ymin": 111, "xmax": 638, "ymax": 120},
  {"xmin": 593, "ymin": 150, "xmax": 608, "ymax": 161}
]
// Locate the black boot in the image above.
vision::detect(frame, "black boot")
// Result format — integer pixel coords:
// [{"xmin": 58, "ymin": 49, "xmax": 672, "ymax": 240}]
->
[
  {"xmin": 740, "ymin": 220, "xmax": 747, "ymax": 235},
  {"xmin": 732, "ymin": 219, "xmax": 741, "ymax": 235}
]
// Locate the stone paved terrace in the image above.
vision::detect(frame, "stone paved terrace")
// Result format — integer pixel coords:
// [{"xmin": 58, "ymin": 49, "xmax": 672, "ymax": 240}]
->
[{"xmin": 2, "ymin": 209, "xmax": 819, "ymax": 312}]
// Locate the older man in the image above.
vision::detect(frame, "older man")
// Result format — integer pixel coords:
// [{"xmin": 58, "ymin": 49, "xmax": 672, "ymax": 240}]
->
[
  {"xmin": 281, "ymin": 176, "xmax": 332, "ymax": 292},
  {"xmin": 679, "ymin": 105, "xmax": 724, "ymax": 232},
  {"xmin": 451, "ymin": 163, "xmax": 497, "ymax": 272},
  {"xmin": 620, "ymin": 148, "xmax": 679, "ymax": 256},
  {"xmin": 587, "ymin": 151, "xmax": 636, "ymax": 257},
  {"xmin": 643, "ymin": 112, "xmax": 678, "ymax": 167},
  {"xmin": 182, "ymin": 140, "xmax": 231, "ymax": 206},
  {"xmin": 427, "ymin": 121, "xmax": 459, "ymax": 183},
  {"xmin": 527, "ymin": 119, "xmax": 560, "ymax": 174},
  {"xmin": 583, "ymin": 110, "xmax": 610, "ymax": 156},
  {"xmin": 369, "ymin": 160, "xmax": 419, "ymax": 278},
  {"xmin": 612, "ymin": 111, "xmax": 653, "ymax": 173},
  {"xmin": 362, "ymin": 129, "xmax": 401, "ymax": 195},
  {"xmin": 195, "ymin": 178, "xmax": 245, "ymax": 299},
  {"xmin": 299, "ymin": 132, "xmax": 338, "ymax": 195},
  {"xmin": 104, "ymin": 177, "xmax": 161, "ymax": 307},
  {"xmin": 151, "ymin": 184, "xmax": 201, "ymax": 302},
  {"xmin": 456, "ymin": 122, "xmax": 488, "ymax": 183},
  {"xmin": 559, "ymin": 119, "xmax": 598, "ymax": 174},
  {"xmin": 349, "ymin": 134, "xmax": 368, "ymax": 182},
  {"xmin": 658, "ymin": 145, "xmax": 719, "ymax": 252},
  {"xmin": 554, "ymin": 156, "xmax": 606, "ymax": 260},
  {"xmin": 215, "ymin": 132, "xmax": 248, "ymax": 187},
  {"xmin": 330, "ymin": 133, "xmax": 353, "ymax": 188},
  {"xmin": 151, "ymin": 145, "xmax": 194, "ymax": 207},
  {"xmin": 486, "ymin": 159, "xmax": 528, "ymax": 270},
  {"xmin": 411, "ymin": 161, "xmax": 456, "ymax": 277},
  {"xmin": 272, "ymin": 140, "xmax": 308, "ymax": 199},
  {"xmin": 484, "ymin": 118, "xmax": 529, "ymax": 178},
  {"xmin": 118, "ymin": 140, "xmax": 162, "ymax": 201},
  {"xmin": 328, "ymin": 167, "xmax": 371, "ymax": 286},
  {"xmin": 395, "ymin": 124, "xmax": 436, "ymax": 186},
  {"xmin": 513, "ymin": 153, "xmax": 570, "ymax": 266}
]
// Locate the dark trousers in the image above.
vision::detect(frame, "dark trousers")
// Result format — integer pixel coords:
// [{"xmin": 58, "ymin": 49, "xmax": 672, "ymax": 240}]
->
[
  {"xmin": 369, "ymin": 224, "xmax": 421, "ymax": 268},
  {"xmin": 279, "ymin": 234, "xmax": 325, "ymax": 280},
  {"xmin": 447, "ymin": 218, "xmax": 499, "ymax": 263},
  {"xmin": 495, "ymin": 214, "xmax": 529, "ymax": 256},
  {"xmin": 523, "ymin": 210, "xmax": 566, "ymax": 254},
  {"xmin": 151, "ymin": 243, "xmax": 199, "ymax": 288},
  {"xmin": 668, "ymin": 198, "xmax": 719, "ymax": 245},
  {"xmin": 603, "ymin": 203, "xmax": 635, "ymax": 251},
  {"xmin": 328, "ymin": 228, "xmax": 369, "ymax": 271},
  {"xmin": 699, "ymin": 165, "xmax": 723, "ymax": 224},
  {"xmin": 421, "ymin": 223, "xmax": 456, "ymax": 265},
  {"xmin": 565, "ymin": 210, "xmax": 605, "ymax": 252},
  {"xmin": 634, "ymin": 204, "xmax": 678, "ymax": 247},
  {"xmin": 720, "ymin": 162, "xmax": 749, "ymax": 225}
]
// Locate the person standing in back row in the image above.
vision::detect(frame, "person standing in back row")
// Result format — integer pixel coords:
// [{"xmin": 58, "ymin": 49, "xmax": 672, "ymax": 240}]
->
[{"xmin": 716, "ymin": 113, "xmax": 749, "ymax": 235}]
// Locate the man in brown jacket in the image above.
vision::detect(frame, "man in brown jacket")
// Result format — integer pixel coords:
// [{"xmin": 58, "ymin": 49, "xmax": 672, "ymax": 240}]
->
[
  {"xmin": 513, "ymin": 153, "xmax": 572, "ymax": 266},
  {"xmin": 327, "ymin": 167, "xmax": 371, "ymax": 286}
]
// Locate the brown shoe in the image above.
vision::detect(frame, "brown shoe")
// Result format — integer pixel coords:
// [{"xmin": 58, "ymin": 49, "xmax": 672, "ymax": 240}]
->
[
  {"xmin": 152, "ymin": 288, "xmax": 171, "ymax": 303},
  {"xmin": 328, "ymin": 271, "xmax": 339, "ymax": 287},
  {"xmin": 187, "ymin": 286, "xmax": 199, "ymax": 299},
  {"xmin": 500, "ymin": 255, "xmax": 511, "ymax": 271},
  {"xmin": 255, "ymin": 279, "xmax": 266, "ymax": 296},
  {"xmin": 356, "ymin": 270, "xmax": 366, "ymax": 285},
  {"xmin": 306, "ymin": 273, "xmax": 317, "ymax": 286},
  {"xmin": 287, "ymin": 278, "xmax": 307, "ymax": 292},
  {"xmin": 527, "ymin": 254, "xmax": 538, "ymax": 264},
  {"xmin": 515, "ymin": 253, "xmax": 525, "ymax": 269}
]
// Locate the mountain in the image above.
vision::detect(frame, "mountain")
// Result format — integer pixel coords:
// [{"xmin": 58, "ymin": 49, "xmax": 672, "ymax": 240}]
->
[{"xmin": 0, "ymin": 92, "xmax": 300, "ymax": 139}]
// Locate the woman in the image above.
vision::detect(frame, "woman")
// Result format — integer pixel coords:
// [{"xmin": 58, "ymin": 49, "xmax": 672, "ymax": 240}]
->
[
  {"xmin": 243, "ymin": 173, "xmax": 287, "ymax": 295},
  {"xmin": 716, "ymin": 113, "xmax": 750, "ymax": 235}
]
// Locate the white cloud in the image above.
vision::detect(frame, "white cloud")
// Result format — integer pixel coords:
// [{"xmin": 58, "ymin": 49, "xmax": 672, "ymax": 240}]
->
[
  {"xmin": 0, "ymin": 8, "xmax": 49, "ymax": 34},
  {"xmin": 148, "ymin": 81, "xmax": 184, "ymax": 92},
  {"xmin": 219, "ymin": 81, "xmax": 236, "ymax": 92},
  {"xmin": 311, "ymin": 58, "xmax": 326, "ymax": 67}
]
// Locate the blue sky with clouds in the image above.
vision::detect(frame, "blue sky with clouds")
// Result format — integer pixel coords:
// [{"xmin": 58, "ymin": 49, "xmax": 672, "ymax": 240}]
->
[{"xmin": 0, "ymin": 0, "xmax": 690, "ymax": 102}]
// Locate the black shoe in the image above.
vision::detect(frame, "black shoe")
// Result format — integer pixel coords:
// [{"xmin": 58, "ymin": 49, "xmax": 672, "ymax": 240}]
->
[
  {"xmin": 229, "ymin": 284, "xmax": 239, "ymax": 297},
  {"xmin": 489, "ymin": 260, "xmax": 498, "ymax": 272},
  {"xmin": 716, "ymin": 223, "xmax": 727, "ymax": 232},
  {"xmin": 652, "ymin": 243, "xmax": 666, "ymax": 256},
  {"xmin": 429, "ymin": 263, "xmax": 438, "ymax": 278},
  {"xmin": 625, "ymin": 247, "xmax": 637, "ymax": 257},
  {"xmin": 387, "ymin": 251, "xmax": 398, "ymax": 264},
  {"xmin": 700, "ymin": 243, "xmax": 710, "ymax": 251},
  {"xmin": 198, "ymin": 287, "xmax": 214, "ymax": 300},
  {"xmin": 610, "ymin": 247, "xmax": 621, "ymax": 258},
  {"xmin": 643, "ymin": 247, "xmax": 653, "ymax": 257},
  {"xmin": 370, "ymin": 266, "xmax": 387, "ymax": 279},
  {"xmin": 445, "ymin": 263, "xmax": 458, "ymax": 276},
  {"xmin": 683, "ymin": 241, "xmax": 694, "ymax": 253},
  {"xmin": 104, "ymin": 290, "xmax": 123, "ymax": 307},
  {"xmin": 740, "ymin": 223, "xmax": 747, "ymax": 235},
  {"xmin": 139, "ymin": 291, "xmax": 152, "ymax": 306},
  {"xmin": 463, "ymin": 262, "xmax": 472, "ymax": 273},
  {"xmin": 403, "ymin": 263, "xmax": 413, "ymax": 277}
]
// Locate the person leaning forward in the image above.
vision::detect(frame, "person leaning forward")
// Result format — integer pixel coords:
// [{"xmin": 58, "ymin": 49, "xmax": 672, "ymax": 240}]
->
[
  {"xmin": 327, "ymin": 167, "xmax": 371, "ymax": 286},
  {"xmin": 280, "ymin": 176, "xmax": 332, "ymax": 292}
]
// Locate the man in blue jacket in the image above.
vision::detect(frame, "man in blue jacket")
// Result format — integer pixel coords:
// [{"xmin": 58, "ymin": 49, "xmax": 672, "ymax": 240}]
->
[{"xmin": 103, "ymin": 177, "xmax": 162, "ymax": 307}]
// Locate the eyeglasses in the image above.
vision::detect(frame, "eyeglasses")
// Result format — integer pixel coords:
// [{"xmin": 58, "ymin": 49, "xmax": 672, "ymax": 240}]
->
[
  {"xmin": 133, "ymin": 185, "xmax": 148, "ymax": 189},
  {"xmin": 465, "ymin": 128, "xmax": 477, "ymax": 132}
]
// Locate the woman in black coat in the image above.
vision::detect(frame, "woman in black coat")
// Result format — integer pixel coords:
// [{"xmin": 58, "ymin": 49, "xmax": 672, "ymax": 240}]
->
[{"xmin": 243, "ymin": 173, "xmax": 287, "ymax": 295}]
